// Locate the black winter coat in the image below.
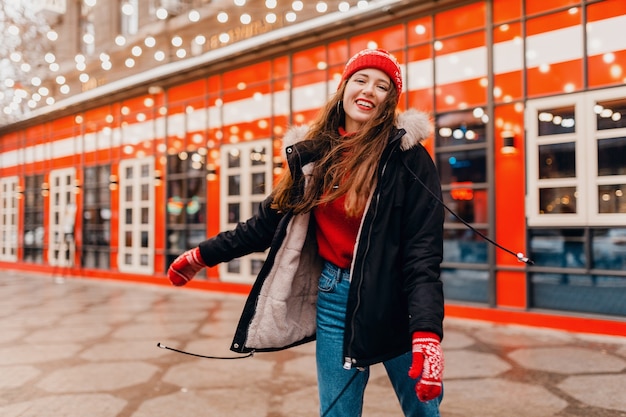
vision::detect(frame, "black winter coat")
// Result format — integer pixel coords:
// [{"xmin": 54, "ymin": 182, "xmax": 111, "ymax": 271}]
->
[{"xmin": 198, "ymin": 109, "xmax": 444, "ymax": 368}]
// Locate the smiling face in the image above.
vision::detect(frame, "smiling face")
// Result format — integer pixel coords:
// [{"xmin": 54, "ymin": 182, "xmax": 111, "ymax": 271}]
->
[{"xmin": 342, "ymin": 68, "xmax": 392, "ymax": 133}]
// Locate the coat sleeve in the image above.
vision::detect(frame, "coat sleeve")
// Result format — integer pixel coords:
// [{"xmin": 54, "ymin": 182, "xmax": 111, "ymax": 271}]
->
[
  {"xmin": 400, "ymin": 145, "xmax": 445, "ymax": 340},
  {"xmin": 197, "ymin": 195, "xmax": 284, "ymax": 267}
]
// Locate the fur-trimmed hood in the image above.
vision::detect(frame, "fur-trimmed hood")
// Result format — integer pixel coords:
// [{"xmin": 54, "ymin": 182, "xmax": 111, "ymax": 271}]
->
[{"xmin": 282, "ymin": 108, "xmax": 431, "ymax": 153}]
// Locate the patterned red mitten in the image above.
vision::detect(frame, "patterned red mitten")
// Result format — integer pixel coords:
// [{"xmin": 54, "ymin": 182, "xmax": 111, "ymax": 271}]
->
[
  {"xmin": 408, "ymin": 331, "xmax": 444, "ymax": 402},
  {"xmin": 167, "ymin": 247, "xmax": 206, "ymax": 286}
]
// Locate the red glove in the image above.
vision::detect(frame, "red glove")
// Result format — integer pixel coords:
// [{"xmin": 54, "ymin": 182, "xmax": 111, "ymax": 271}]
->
[
  {"xmin": 168, "ymin": 247, "xmax": 206, "ymax": 286},
  {"xmin": 408, "ymin": 331, "xmax": 444, "ymax": 402}
]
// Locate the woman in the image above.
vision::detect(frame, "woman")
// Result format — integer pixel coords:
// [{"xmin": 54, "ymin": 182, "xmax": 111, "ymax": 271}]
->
[{"xmin": 168, "ymin": 48, "xmax": 445, "ymax": 417}]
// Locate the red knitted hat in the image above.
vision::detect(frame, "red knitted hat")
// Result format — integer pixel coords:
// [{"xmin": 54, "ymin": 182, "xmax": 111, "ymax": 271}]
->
[{"xmin": 340, "ymin": 48, "xmax": 403, "ymax": 96}]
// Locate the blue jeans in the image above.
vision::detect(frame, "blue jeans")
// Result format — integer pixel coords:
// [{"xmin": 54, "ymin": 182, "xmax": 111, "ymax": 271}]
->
[{"xmin": 316, "ymin": 261, "xmax": 442, "ymax": 417}]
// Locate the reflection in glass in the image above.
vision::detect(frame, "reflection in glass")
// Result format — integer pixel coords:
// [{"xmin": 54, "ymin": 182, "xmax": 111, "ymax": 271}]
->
[
  {"xmin": 441, "ymin": 268, "xmax": 489, "ymax": 303},
  {"xmin": 529, "ymin": 228, "xmax": 585, "ymax": 268},
  {"xmin": 538, "ymin": 142, "xmax": 576, "ymax": 179},
  {"xmin": 592, "ymin": 228, "xmax": 626, "ymax": 270},
  {"xmin": 229, "ymin": 203, "xmax": 240, "ymax": 223},
  {"xmin": 531, "ymin": 272, "xmax": 626, "ymax": 316},
  {"xmin": 437, "ymin": 150, "xmax": 487, "ymax": 183},
  {"xmin": 250, "ymin": 146, "xmax": 267, "ymax": 166},
  {"xmin": 228, "ymin": 148, "xmax": 241, "ymax": 168},
  {"xmin": 598, "ymin": 184, "xmax": 626, "ymax": 214},
  {"xmin": 251, "ymin": 172, "xmax": 265, "ymax": 195},
  {"xmin": 443, "ymin": 229, "xmax": 488, "ymax": 264},
  {"xmin": 537, "ymin": 106, "xmax": 575, "ymax": 136},
  {"xmin": 539, "ymin": 187, "xmax": 576, "ymax": 214},
  {"xmin": 441, "ymin": 189, "xmax": 488, "ymax": 224},
  {"xmin": 436, "ymin": 111, "xmax": 487, "ymax": 147},
  {"xmin": 595, "ymin": 98, "xmax": 626, "ymax": 130}
]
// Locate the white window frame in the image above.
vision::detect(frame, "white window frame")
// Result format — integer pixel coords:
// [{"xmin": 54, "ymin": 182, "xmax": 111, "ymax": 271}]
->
[
  {"xmin": 118, "ymin": 157, "xmax": 156, "ymax": 274},
  {"xmin": 48, "ymin": 168, "xmax": 77, "ymax": 267},
  {"xmin": 526, "ymin": 86, "xmax": 626, "ymax": 227},
  {"xmin": 219, "ymin": 139, "xmax": 273, "ymax": 283},
  {"xmin": 0, "ymin": 176, "xmax": 19, "ymax": 262}
]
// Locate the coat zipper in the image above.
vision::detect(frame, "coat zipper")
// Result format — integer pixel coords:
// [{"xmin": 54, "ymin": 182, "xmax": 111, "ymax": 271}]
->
[{"xmin": 343, "ymin": 134, "xmax": 402, "ymax": 369}]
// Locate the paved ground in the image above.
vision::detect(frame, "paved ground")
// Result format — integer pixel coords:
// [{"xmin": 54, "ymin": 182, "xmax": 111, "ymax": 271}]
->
[{"xmin": 1, "ymin": 271, "xmax": 626, "ymax": 417}]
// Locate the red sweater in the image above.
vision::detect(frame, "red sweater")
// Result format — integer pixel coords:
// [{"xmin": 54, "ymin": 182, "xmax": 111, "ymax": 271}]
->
[{"xmin": 313, "ymin": 193, "xmax": 362, "ymax": 269}]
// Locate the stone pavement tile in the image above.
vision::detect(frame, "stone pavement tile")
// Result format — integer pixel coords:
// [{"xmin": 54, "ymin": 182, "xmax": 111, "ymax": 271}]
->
[
  {"xmin": 0, "ymin": 394, "xmax": 127, "ymax": 417},
  {"xmin": 508, "ymin": 346, "xmax": 626, "ymax": 374},
  {"xmin": 37, "ymin": 362, "xmax": 160, "ymax": 392},
  {"xmin": 473, "ymin": 324, "xmax": 576, "ymax": 347},
  {"xmin": 558, "ymin": 374, "xmax": 626, "ymax": 412},
  {"xmin": 131, "ymin": 387, "xmax": 270, "ymax": 417},
  {"xmin": 111, "ymin": 321, "xmax": 198, "ymax": 340},
  {"xmin": 0, "ymin": 365, "xmax": 41, "ymax": 389},
  {"xmin": 80, "ymin": 340, "xmax": 171, "ymax": 361},
  {"xmin": 24, "ymin": 324, "xmax": 111, "ymax": 343},
  {"xmin": 0, "ymin": 343, "xmax": 82, "ymax": 365},
  {"xmin": 444, "ymin": 350, "xmax": 512, "ymax": 379},
  {"xmin": 441, "ymin": 329, "xmax": 475, "ymax": 349},
  {"xmin": 439, "ymin": 378, "xmax": 569, "ymax": 417}
]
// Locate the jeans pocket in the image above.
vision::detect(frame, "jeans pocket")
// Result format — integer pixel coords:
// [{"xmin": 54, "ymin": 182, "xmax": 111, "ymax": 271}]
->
[{"xmin": 318, "ymin": 267, "xmax": 339, "ymax": 292}]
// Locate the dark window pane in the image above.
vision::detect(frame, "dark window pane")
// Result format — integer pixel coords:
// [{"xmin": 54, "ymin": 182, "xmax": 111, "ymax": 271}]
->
[
  {"xmin": 228, "ymin": 203, "xmax": 240, "ymax": 223},
  {"xmin": 597, "ymin": 136, "xmax": 626, "ymax": 176},
  {"xmin": 593, "ymin": 229, "xmax": 626, "ymax": 270},
  {"xmin": 441, "ymin": 268, "xmax": 489, "ymax": 303},
  {"xmin": 529, "ymin": 229, "xmax": 585, "ymax": 268},
  {"xmin": 539, "ymin": 187, "xmax": 577, "ymax": 214},
  {"xmin": 250, "ymin": 146, "xmax": 267, "ymax": 166},
  {"xmin": 251, "ymin": 173, "xmax": 265, "ymax": 195},
  {"xmin": 228, "ymin": 175, "xmax": 241, "ymax": 195},
  {"xmin": 228, "ymin": 149, "xmax": 241, "ymax": 168},
  {"xmin": 443, "ymin": 229, "xmax": 488, "ymax": 264},
  {"xmin": 538, "ymin": 142, "xmax": 576, "ymax": 179},
  {"xmin": 531, "ymin": 273, "xmax": 626, "ymax": 316},
  {"xmin": 437, "ymin": 149, "xmax": 487, "ymax": 183},
  {"xmin": 598, "ymin": 184, "xmax": 626, "ymax": 214},
  {"xmin": 596, "ymin": 98, "xmax": 626, "ymax": 130},
  {"xmin": 436, "ymin": 111, "xmax": 487, "ymax": 147}
]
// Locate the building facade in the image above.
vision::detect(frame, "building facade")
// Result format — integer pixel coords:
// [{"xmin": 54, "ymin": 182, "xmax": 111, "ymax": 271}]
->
[{"xmin": 1, "ymin": 0, "xmax": 625, "ymax": 335}]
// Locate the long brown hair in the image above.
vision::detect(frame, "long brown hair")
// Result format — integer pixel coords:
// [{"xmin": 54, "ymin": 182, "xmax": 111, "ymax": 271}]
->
[{"xmin": 271, "ymin": 78, "xmax": 399, "ymax": 217}]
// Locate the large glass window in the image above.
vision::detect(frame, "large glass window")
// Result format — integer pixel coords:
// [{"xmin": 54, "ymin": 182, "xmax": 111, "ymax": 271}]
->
[
  {"xmin": 48, "ymin": 168, "xmax": 77, "ymax": 267},
  {"xmin": 527, "ymin": 88, "xmax": 626, "ymax": 317},
  {"xmin": 23, "ymin": 175, "xmax": 45, "ymax": 264},
  {"xmin": 118, "ymin": 157, "xmax": 155, "ymax": 274},
  {"xmin": 0, "ymin": 177, "xmax": 18, "ymax": 262},
  {"xmin": 528, "ymin": 88, "xmax": 625, "ymax": 225},
  {"xmin": 436, "ymin": 108, "xmax": 489, "ymax": 303},
  {"xmin": 219, "ymin": 141, "xmax": 272, "ymax": 283},
  {"xmin": 82, "ymin": 165, "xmax": 111, "ymax": 269},
  {"xmin": 165, "ymin": 151, "xmax": 207, "ymax": 273}
]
